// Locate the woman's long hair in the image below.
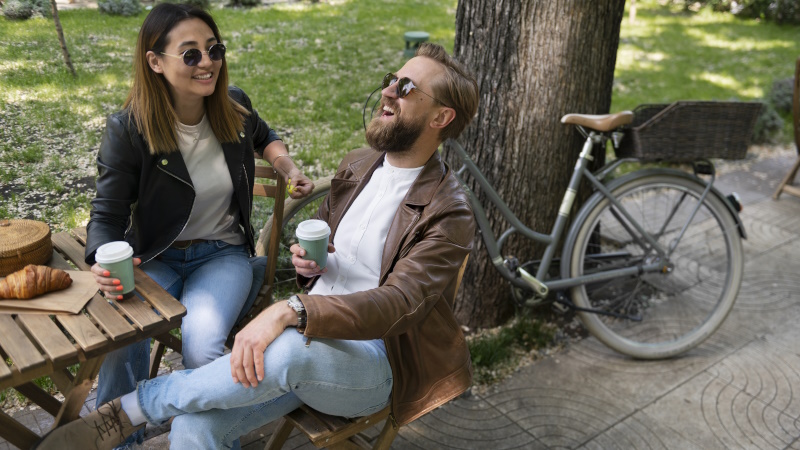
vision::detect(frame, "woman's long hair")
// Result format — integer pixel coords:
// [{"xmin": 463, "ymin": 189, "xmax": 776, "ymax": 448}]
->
[{"xmin": 125, "ymin": 3, "xmax": 248, "ymax": 155}]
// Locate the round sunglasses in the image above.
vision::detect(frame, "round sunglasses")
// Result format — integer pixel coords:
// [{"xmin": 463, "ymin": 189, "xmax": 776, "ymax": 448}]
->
[
  {"xmin": 382, "ymin": 72, "xmax": 452, "ymax": 108},
  {"xmin": 160, "ymin": 43, "xmax": 226, "ymax": 67}
]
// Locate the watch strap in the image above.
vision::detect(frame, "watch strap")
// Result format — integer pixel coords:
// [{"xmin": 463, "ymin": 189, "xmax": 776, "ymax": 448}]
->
[{"xmin": 288, "ymin": 295, "xmax": 307, "ymax": 333}]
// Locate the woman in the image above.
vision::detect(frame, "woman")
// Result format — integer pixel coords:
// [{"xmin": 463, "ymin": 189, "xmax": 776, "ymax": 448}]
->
[{"xmin": 84, "ymin": 3, "xmax": 313, "ymax": 447}]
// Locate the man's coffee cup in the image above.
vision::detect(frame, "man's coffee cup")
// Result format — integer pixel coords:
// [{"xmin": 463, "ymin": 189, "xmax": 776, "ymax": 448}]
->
[
  {"xmin": 296, "ymin": 219, "xmax": 331, "ymax": 269},
  {"xmin": 95, "ymin": 241, "xmax": 135, "ymax": 298}
]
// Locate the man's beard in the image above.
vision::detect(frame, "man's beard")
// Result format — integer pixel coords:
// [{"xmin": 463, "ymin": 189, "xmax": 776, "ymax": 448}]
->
[{"xmin": 365, "ymin": 107, "xmax": 427, "ymax": 153}]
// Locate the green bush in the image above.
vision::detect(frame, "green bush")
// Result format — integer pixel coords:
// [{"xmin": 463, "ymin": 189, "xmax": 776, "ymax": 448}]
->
[
  {"xmin": 681, "ymin": 0, "xmax": 800, "ymax": 24},
  {"xmin": 769, "ymin": 77, "xmax": 794, "ymax": 114},
  {"xmin": 2, "ymin": 0, "xmax": 34, "ymax": 19},
  {"xmin": 226, "ymin": 0, "xmax": 259, "ymax": 8},
  {"xmin": 31, "ymin": 0, "xmax": 50, "ymax": 17},
  {"xmin": 98, "ymin": 0, "xmax": 141, "ymax": 16},
  {"xmin": 1, "ymin": 0, "xmax": 53, "ymax": 19},
  {"xmin": 734, "ymin": 0, "xmax": 800, "ymax": 24},
  {"xmin": 182, "ymin": 0, "xmax": 210, "ymax": 10},
  {"xmin": 751, "ymin": 102, "xmax": 784, "ymax": 144}
]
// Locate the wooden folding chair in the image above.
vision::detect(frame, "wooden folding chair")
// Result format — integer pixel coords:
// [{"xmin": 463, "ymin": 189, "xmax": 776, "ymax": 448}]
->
[
  {"xmin": 265, "ymin": 255, "xmax": 470, "ymax": 450},
  {"xmin": 773, "ymin": 56, "xmax": 800, "ymax": 200},
  {"xmin": 148, "ymin": 152, "xmax": 287, "ymax": 377}
]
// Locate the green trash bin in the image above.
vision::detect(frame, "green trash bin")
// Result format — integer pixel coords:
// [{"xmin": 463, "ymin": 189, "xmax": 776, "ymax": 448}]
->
[{"xmin": 404, "ymin": 31, "xmax": 429, "ymax": 57}]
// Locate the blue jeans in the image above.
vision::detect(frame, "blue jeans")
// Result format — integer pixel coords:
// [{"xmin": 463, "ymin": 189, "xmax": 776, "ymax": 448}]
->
[
  {"xmin": 134, "ymin": 330, "xmax": 392, "ymax": 450},
  {"xmin": 96, "ymin": 241, "xmax": 262, "ymax": 447}
]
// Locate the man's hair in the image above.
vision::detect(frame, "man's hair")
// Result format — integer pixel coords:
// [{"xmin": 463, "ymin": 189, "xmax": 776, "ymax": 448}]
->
[{"xmin": 415, "ymin": 43, "xmax": 479, "ymax": 141}]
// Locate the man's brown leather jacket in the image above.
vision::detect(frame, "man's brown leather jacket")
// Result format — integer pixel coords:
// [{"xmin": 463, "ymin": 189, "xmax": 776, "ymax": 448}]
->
[{"xmin": 297, "ymin": 147, "xmax": 475, "ymax": 426}]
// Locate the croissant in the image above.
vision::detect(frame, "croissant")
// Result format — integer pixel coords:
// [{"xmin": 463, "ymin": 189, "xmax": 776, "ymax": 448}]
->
[{"xmin": 0, "ymin": 265, "xmax": 73, "ymax": 300}]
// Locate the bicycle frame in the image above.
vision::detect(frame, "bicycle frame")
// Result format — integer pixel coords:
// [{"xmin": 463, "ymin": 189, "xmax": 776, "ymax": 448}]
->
[{"xmin": 448, "ymin": 135, "xmax": 714, "ymax": 299}]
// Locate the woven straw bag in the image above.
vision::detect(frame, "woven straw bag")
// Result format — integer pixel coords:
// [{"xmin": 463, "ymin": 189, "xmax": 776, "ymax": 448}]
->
[{"xmin": 0, "ymin": 219, "xmax": 53, "ymax": 276}]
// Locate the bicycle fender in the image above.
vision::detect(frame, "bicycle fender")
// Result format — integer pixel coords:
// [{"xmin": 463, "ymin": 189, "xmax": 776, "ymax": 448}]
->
[{"xmin": 604, "ymin": 168, "xmax": 745, "ymax": 240}]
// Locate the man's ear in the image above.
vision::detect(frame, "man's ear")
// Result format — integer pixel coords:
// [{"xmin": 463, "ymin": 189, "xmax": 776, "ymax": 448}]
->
[
  {"xmin": 429, "ymin": 107, "xmax": 456, "ymax": 130},
  {"xmin": 146, "ymin": 51, "xmax": 164, "ymax": 74}
]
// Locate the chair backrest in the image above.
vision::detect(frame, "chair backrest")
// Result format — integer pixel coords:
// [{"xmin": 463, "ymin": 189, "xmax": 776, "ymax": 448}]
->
[{"xmin": 225, "ymin": 153, "xmax": 286, "ymax": 343}]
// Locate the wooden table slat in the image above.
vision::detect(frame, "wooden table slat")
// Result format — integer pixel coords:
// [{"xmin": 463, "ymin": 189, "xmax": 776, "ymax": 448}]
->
[
  {"xmin": 111, "ymin": 295, "xmax": 163, "ymax": 331},
  {"xmin": 0, "ymin": 315, "xmax": 46, "ymax": 372},
  {"xmin": 16, "ymin": 315, "xmax": 77, "ymax": 364},
  {"xmin": 71, "ymin": 227, "xmax": 88, "ymax": 245},
  {"xmin": 0, "ymin": 356, "xmax": 11, "ymax": 379},
  {"xmin": 84, "ymin": 295, "xmax": 137, "ymax": 341},
  {"xmin": 56, "ymin": 313, "xmax": 108, "ymax": 353},
  {"xmin": 48, "ymin": 249, "xmax": 74, "ymax": 271},
  {"xmin": 134, "ymin": 268, "xmax": 185, "ymax": 322},
  {"xmin": 52, "ymin": 232, "xmax": 92, "ymax": 271}
]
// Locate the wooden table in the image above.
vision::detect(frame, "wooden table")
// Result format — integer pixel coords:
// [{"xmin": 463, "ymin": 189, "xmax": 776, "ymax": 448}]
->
[{"xmin": 0, "ymin": 230, "xmax": 186, "ymax": 449}]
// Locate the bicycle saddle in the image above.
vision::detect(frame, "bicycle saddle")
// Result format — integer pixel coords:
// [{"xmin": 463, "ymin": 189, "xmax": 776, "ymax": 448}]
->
[{"xmin": 560, "ymin": 111, "xmax": 634, "ymax": 132}]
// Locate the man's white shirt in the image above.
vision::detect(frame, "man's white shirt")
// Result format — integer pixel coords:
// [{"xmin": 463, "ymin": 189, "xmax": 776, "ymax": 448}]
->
[{"xmin": 309, "ymin": 158, "xmax": 423, "ymax": 297}]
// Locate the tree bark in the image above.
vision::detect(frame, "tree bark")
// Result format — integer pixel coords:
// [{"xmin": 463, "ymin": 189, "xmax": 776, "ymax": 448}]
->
[
  {"xmin": 51, "ymin": 0, "xmax": 76, "ymax": 77},
  {"xmin": 447, "ymin": 0, "xmax": 626, "ymax": 329}
]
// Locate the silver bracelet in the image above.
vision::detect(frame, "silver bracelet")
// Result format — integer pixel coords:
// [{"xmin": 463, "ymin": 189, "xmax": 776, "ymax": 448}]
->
[{"xmin": 271, "ymin": 153, "xmax": 290, "ymax": 166}]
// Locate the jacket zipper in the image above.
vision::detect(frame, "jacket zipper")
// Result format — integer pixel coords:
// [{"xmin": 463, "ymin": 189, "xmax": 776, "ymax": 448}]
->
[
  {"xmin": 396, "ymin": 213, "xmax": 421, "ymax": 259},
  {"xmin": 242, "ymin": 162, "xmax": 255, "ymax": 248},
  {"xmin": 148, "ymin": 165, "xmax": 196, "ymax": 264},
  {"xmin": 382, "ymin": 213, "xmax": 420, "ymax": 282},
  {"xmin": 397, "ymin": 230, "xmax": 421, "ymax": 260}
]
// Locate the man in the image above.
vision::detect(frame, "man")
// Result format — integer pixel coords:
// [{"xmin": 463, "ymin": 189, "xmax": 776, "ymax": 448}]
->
[{"xmin": 36, "ymin": 42, "xmax": 480, "ymax": 450}]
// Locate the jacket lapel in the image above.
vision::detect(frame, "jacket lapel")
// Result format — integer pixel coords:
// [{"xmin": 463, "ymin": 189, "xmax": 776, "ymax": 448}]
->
[
  {"xmin": 379, "ymin": 152, "xmax": 445, "ymax": 282},
  {"xmin": 328, "ymin": 152, "xmax": 384, "ymax": 238},
  {"xmin": 221, "ymin": 141, "xmax": 244, "ymax": 188},
  {"xmin": 155, "ymin": 152, "xmax": 193, "ymax": 187}
]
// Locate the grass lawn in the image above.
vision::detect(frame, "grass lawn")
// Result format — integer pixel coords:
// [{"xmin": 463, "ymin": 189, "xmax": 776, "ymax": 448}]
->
[{"xmin": 1, "ymin": 0, "xmax": 798, "ymax": 230}]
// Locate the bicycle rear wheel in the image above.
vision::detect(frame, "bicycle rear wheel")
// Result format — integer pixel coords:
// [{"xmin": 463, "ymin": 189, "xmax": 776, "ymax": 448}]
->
[{"xmin": 566, "ymin": 172, "xmax": 743, "ymax": 359}]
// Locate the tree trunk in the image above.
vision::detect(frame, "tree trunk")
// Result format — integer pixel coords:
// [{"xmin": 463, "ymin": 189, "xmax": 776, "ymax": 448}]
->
[
  {"xmin": 447, "ymin": 0, "xmax": 626, "ymax": 329},
  {"xmin": 51, "ymin": 0, "xmax": 76, "ymax": 77}
]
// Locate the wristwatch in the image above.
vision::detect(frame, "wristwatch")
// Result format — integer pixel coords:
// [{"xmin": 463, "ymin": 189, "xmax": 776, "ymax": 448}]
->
[{"xmin": 287, "ymin": 295, "xmax": 307, "ymax": 333}]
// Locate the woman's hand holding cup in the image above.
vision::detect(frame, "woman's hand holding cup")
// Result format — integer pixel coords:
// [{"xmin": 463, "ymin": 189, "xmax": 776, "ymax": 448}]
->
[{"xmin": 92, "ymin": 241, "xmax": 139, "ymax": 300}]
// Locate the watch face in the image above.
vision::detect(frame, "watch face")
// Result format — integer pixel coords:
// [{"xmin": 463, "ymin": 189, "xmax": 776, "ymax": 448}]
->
[{"xmin": 288, "ymin": 296, "xmax": 304, "ymax": 312}]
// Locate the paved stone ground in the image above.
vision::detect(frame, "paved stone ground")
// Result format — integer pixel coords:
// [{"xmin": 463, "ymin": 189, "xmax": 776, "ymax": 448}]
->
[{"xmin": 4, "ymin": 148, "xmax": 800, "ymax": 449}]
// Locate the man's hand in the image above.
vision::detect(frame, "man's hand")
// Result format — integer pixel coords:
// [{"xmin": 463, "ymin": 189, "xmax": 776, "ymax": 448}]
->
[
  {"xmin": 230, "ymin": 302, "xmax": 296, "ymax": 388},
  {"xmin": 90, "ymin": 258, "xmax": 141, "ymax": 300},
  {"xmin": 291, "ymin": 243, "xmax": 335, "ymax": 277}
]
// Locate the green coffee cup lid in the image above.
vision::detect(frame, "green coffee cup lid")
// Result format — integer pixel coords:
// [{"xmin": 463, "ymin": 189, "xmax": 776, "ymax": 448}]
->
[
  {"xmin": 296, "ymin": 220, "xmax": 331, "ymax": 240},
  {"xmin": 96, "ymin": 241, "xmax": 134, "ymax": 263}
]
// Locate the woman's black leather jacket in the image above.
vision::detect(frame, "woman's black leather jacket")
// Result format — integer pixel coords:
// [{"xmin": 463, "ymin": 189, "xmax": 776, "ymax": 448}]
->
[{"xmin": 85, "ymin": 86, "xmax": 280, "ymax": 264}]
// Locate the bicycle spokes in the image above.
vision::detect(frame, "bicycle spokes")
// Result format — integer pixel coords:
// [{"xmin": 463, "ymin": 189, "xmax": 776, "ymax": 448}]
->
[{"xmin": 569, "ymin": 173, "xmax": 743, "ymax": 358}]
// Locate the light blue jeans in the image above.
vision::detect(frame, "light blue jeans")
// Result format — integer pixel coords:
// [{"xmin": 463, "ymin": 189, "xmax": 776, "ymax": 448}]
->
[
  {"xmin": 95, "ymin": 241, "xmax": 263, "ymax": 447},
  {"xmin": 135, "ymin": 330, "xmax": 392, "ymax": 450}
]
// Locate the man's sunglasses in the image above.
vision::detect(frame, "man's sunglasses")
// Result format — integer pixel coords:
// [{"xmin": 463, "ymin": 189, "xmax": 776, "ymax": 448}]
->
[
  {"xmin": 382, "ymin": 73, "xmax": 452, "ymax": 108},
  {"xmin": 160, "ymin": 43, "xmax": 226, "ymax": 67}
]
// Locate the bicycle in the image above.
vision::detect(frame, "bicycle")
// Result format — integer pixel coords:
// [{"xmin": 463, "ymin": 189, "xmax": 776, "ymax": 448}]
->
[{"xmin": 257, "ymin": 110, "xmax": 746, "ymax": 360}]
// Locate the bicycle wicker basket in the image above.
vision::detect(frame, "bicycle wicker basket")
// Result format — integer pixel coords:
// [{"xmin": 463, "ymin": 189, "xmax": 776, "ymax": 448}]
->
[
  {"xmin": 0, "ymin": 219, "xmax": 53, "ymax": 276},
  {"xmin": 615, "ymin": 101, "xmax": 763, "ymax": 161}
]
